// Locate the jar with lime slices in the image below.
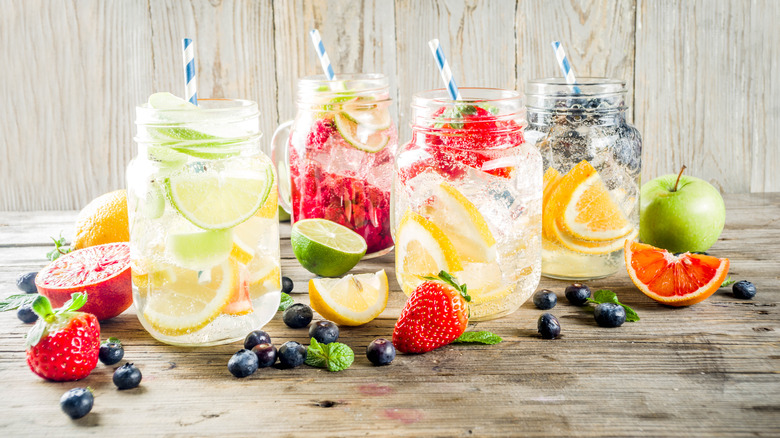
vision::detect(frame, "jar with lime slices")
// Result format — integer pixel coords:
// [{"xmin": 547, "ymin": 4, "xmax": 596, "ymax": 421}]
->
[
  {"xmin": 128, "ymin": 93, "xmax": 281, "ymax": 346},
  {"xmin": 271, "ymin": 74, "xmax": 397, "ymax": 257}
]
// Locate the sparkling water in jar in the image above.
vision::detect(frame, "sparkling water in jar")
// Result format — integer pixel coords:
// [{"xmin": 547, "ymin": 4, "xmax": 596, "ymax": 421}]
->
[{"xmin": 525, "ymin": 78, "xmax": 642, "ymax": 280}]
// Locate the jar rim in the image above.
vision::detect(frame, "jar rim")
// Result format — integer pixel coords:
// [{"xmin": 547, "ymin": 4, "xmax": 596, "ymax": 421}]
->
[
  {"xmin": 412, "ymin": 87, "xmax": 523, "ymax": 106},
  {"xmin": 526, "ymin": 77, "xmax": 626, "ymax": 96},
  {"xmin": 136, "ymin": 98, "xmax": 260, "ymax": 121}
]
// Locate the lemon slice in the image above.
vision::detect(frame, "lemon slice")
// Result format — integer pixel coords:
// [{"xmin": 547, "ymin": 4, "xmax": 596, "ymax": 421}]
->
[
  {"xmin": 246, "ymin": 254, "xmax": 281, "ymax": 299},
  {"xmin": 395, "ymin": 210, "xmax": 462, "ymax": 295},
  {"xmin": 309, "ymin": 270, "xmax": 388, "ymax": 326},
  {"xmin": 420, "ymin": 182, "xmax": 496, "ymax": 263},
  {"xmin": 558, "ymin": 172, "xmax": 633, "ymax": 241},
  {"xmin": 142, "ymin": 260, "xmax": 239, "ymax": 335},
  {"xmin": 554, "ymin": 225, "xmax": 638, "ymax": 255}
]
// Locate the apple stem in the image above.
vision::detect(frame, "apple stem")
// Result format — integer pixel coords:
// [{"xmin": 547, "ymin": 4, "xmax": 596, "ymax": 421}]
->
[{"xmin": 673, "ymin": 165, "xmax": 687, "ymax": 192}]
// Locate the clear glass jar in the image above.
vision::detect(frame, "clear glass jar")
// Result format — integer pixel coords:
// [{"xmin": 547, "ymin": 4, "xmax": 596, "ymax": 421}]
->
[
  {"xmin": 525, "ymin": 78, "xmax": 642, "ymax": 280},
  {"xmin": 393, "ymin": 88, "xmax": 542, "ymax": 321},
  {"xmin": 271, "ymin": 74, "xmax": 398, "ymax": 257},
  {"xmin": 128, "ymin": 98, "xmax": 281, "ymax": 346}
]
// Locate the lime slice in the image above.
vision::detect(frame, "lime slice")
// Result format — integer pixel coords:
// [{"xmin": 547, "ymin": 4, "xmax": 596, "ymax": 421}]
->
[
  {"xmin": 165, "ymin": 159, "xmax": 274, "ymax": 230},
  {"xmin": 166, "ymin": 229, "xmax": 233, "ymax": 270},
  {"xmin": 290, "ymin": 219, "xmax": 367, "ymax": 277},
  {"xmin": 334, "ymin": 113, "xmax": 389, "ymax": 153},
  {"xmin": 342, "ymin": 98, "xmax": 392, "ymax": 131},
  {"xmin": 147, "ymin": 145, "xmax": 189, "ymax": 167}
]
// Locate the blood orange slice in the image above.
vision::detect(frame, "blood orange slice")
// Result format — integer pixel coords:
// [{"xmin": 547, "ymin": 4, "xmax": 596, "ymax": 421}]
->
[
  {"xmin": 35, "ymin": 242, "xmax": 132, "ymax": 320},
  {"xmin": 624, "ymin": 240, "xmax": 729, "ymax": 307}
]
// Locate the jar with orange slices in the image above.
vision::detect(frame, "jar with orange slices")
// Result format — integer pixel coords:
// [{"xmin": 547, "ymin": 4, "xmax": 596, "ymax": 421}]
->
[
  {"xmin": 526, "ymin": 78, "xmax": 641, "ymax": 280},
  {"xmin": 392, "ymin": 88, "xmax": 542, "ymax": 320}
]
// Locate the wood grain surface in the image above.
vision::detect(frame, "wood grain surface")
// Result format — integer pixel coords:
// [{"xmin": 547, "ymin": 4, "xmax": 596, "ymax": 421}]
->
[
  {"xmin": 0, "ymin": 193, "xmax": 778, "ymax": 436},
  {"xmin": 1, "ymin": 0, "xmax": 779, "ymax": 211}
]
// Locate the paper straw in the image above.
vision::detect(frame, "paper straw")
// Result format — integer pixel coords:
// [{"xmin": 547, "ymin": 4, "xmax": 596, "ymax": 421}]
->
[
  {"xmin": 182, "ymin": 38, "xmax": 198, "ymax": 105},
  {"xmin": 309, "ymin": 29, "xmax": 335, "ymax": 80},
  {"xmin": 551, "ymin": 41, "xmax": 581, "ymax": 94},
  {"xmin": 428, "ymin": 39, "xmax": 461, "ymax": 100}
]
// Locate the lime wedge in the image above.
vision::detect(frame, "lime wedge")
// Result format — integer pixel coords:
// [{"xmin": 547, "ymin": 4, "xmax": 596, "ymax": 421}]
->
[
  {"xmin": 166, "ymin": 229, "xmax": 233, "ymax": 270},
  {"xmin": 342, "ymin": 98, "xmax": 392, "ymax": 130},
  {"xmin": 334, "ymin": 113, "xmax": 389, "ymax": 153},
  {"xmin": 290, "ymin": 219, "xmax": 367, "ymax": 277},
  {"xmin": 165, "ymin": 160, "xmax": 274, "ymax": 230}
]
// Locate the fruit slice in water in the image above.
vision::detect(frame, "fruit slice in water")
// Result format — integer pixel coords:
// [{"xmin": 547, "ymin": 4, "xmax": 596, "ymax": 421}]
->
[
  {"xmin": 420, "ymin": 182, "xmax": 496, "ymax": 263},
  {"xmin": 554, "ymin": 226, "xmax": 638, "ymax": 255},
  {"xmin": 142, "ymin": 259, "xmax": 239, "ymax": 335},
  {"xmin": 290, "ymin": 219, "xmax": 367, "ymax": 277},
  {"xmin": 167, "ymin": 229, "xmax": 233, "ymax": 270},
  {"xmin": 246, "ymin": 254, "xmax": 281, "ymax": 299},
  {"xmin": 35, "ymin": 242, "xmax": 132, "ymax": 321},
  {"xmin": 395, "ymin": 210, "xmax": 462, "ymax": 295},
  {"xmin": 624, "ymin": 240, "xmax": 729, "ymax": 307},
  {"xmin": 166, "ymin": 159, "xmax": 274, "ymax": 230},
  {"xmin": 342, "ymin": 97, "xmax": 392, "ymax": 130},
  {"xmin": 309, "ymin": 270, "xmax": 389, "ymax": 326},
  {"xmin": 334, "ymin": 113, "xmax": 389, "ymax": 153}
]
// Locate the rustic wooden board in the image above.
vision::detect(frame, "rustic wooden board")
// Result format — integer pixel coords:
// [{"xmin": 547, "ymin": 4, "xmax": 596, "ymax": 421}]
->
[{"xmin": 0, "ymin": 193, "xmax": 778, "ymax": 436}]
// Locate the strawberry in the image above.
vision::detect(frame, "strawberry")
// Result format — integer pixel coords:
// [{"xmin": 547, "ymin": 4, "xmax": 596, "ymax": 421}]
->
[
  {"xmin": 25, "ymin": 292, "xmax": 100, "ymax": 381},
  {"xmin": 392, "ymin": 271, "xmax": 470, "ymax": 353}
]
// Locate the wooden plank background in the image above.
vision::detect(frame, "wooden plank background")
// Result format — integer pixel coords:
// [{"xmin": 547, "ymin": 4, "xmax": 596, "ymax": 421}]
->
[{"xmin": 1, "ymin": 0, "xmax": 778, "ymax": 210}]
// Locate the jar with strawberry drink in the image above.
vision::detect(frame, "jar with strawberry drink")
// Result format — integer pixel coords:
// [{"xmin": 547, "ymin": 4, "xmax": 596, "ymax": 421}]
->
[
  {"xmin": 525, "ymin": 78, "xmax": 641, "ymax": 280},
  {"xmin": 392, "ymin": 88, "xmax": 542, "ymax": 320},
  {"xmin": 271, "ymin": 74, "xmax": 398, "ymax": 257}
]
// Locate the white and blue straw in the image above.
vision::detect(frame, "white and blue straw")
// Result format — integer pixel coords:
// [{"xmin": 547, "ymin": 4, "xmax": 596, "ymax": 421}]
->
[
  {"xmin": 182, "ymin": 38, "xmax": 198, "ymax": 105},
  {"xmin": 551, "ymin": 41, "xmax": 581, "ymax": 94},
  {"xmin": 309, "ymin": 29, "xmax": 335, "ymax": 80},
  {"xmin": 428, "ymin": 39, "xmax": 461, "ymax": 101}
]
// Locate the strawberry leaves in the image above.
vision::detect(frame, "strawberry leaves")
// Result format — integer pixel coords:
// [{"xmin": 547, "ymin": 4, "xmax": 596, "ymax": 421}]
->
[
  {"xmin": 422, "ymin": 271, "xmax": 470, "ymax": 302},
  {"xmin": 25, "ymin": 292, "xmax": 89, "ymax": 347}
]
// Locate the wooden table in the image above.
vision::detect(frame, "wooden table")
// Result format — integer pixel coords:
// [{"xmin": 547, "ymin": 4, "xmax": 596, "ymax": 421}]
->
[{"xmin": 1, "ymin": 193, "xmax": 778, "ymax": 437}]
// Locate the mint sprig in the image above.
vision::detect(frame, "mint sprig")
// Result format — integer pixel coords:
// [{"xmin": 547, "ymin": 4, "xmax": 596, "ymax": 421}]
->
[
  {"xmin": 305, "ymin": 338, "xmax": 354, "ymax": 372},
  {"xmin": 721, "ymin": 276, "xmax": 736, "ymax": 288},
  {"xmin": 453, "ymin": 331, "xmax": 502, "ymax": 345},
  {"xmin": 587, "ymin": 289, "xmax": 639, "ymax": 322},
  {"xmin": 46, "ymin": 233, "xmax": 71, "ymax": 261},
  {"xmin": 278, "ymin": 293, "xmax": 294, "ymax": 312},
  {"xmin": 0, "ymin": 294, "xmax": 37, "ymax": 312}
]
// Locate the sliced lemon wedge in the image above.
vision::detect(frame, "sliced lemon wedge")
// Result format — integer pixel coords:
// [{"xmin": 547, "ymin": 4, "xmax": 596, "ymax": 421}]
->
[{"xmin": 309, "ymin": 270, "xmax": 388, "ymax": 326}]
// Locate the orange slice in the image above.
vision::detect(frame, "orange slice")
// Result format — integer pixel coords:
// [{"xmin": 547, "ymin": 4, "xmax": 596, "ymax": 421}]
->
[
  {"xmin": 624, "ymin": 240, "xmax": 729, "ymax": 307},
  {"xmin": 554, "ymin": 227, "xmax": 638, "ymax": 255}
]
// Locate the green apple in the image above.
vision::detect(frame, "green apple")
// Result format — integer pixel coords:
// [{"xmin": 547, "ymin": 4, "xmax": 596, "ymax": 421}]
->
[{"xmin": 640, "ymin": 168, "xmax": 725, "ymax": 253}]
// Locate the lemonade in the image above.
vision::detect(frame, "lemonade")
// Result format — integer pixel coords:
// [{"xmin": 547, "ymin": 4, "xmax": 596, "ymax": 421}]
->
[
  {"xmin": 393, "ymin": 88, "xmax": 542, "ymax": 320},
  {"xmin": 525, "ymin": 78, "xmax": 641, "ymax": 280},
  {"xmin": 128, "ymin": 93, "xmax": 281, "ymax": 346}
]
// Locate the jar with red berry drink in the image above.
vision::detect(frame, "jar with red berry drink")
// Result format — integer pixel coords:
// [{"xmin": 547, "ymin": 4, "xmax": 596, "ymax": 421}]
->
[
  {"xmin": 392, "ymin": 88, "xmax": 542, "ymax": 320},
  {"xmin": 271, "ymin": 74, "xmax": 398, "ymax": 257}
]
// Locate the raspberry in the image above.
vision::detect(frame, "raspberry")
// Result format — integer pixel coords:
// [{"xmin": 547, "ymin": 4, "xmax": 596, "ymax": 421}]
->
[{"xmin": 306, "ymin": 118, "xmax": 337, "ymax": 150}]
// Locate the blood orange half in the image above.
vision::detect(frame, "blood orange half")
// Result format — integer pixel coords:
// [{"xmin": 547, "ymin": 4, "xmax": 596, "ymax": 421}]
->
[
  {"xmin": 624, "ymin": 240, "xmax": 729, "ymax": 307},
  {"xmin": 36, "ymin": 242, "xmax": 132, "ymax": 320}
]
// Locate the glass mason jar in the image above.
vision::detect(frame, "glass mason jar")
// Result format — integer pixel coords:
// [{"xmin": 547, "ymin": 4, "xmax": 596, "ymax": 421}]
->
[
  {"xmin": 525, "ymin": 78, "xmax": 642, "ymax": 280},
  {"xmin": 128, "ymin": 97, "xmax": 281, "ymax": 346},
  {"xmin": 271, "ymin": 74, "xmax": 398, "ymax": 257},
  {"xmin": 393, "ymin": 88, "xmax": 542, "ymax": 321}
]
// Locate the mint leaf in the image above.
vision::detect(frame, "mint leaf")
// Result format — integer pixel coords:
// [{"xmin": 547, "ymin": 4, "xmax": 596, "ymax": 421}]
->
[
  {"xmin": 305, "ymin": 338, "xmax": 328, "ymax": 368},
  {"xmin": 0, "ymin": 294, "xmax": 37, "ymax": 312},
  {"xmin": 278, "ymin": 293, "xmax": 294, "ymax": 312},
  {"xmin": 621, "ymin": 304, "xmax": 640, "ymax": 322},
  {"xmin": 305, "ymin": 338, "xmax": 354, "ymax": 372},
  {"xmin": 721, "ymin": 276, "xmax": 736, "ymax": 288},
  {"xmin": 46, "ymin": 234, "xmax": 71, "ymax": 261},
  {"xmin": 453, "ymin": 331, "xmax": 502, "ymax": 345},
  {"xmin": 587, "ymin": 289, "xmax": 639, "ymax": 322}
]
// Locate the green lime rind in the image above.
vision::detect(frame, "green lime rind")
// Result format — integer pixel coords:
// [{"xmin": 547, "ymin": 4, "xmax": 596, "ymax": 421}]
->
[
  {"xmin": 333, "ymin": 113, "xmax": 389, "ymax": 153},
  {"xmin": 290, "ymin": 219, "xmax": 367, "ymax": 277},
  {"xmin": 147, "ymin": 128, "xmax": 242, "ymax": 160},
  {"xmin": 166, "ymin": 229, "xmax": 233, "ymax": 270}
]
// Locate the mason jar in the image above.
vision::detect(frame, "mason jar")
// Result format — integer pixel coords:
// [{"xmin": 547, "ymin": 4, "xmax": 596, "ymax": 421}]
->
[
  {"xmin": 128, "ymin": 96, "xmax": 281, "ymax": 346},
  {"xmin": 525, "ymin": 78, "xmax": 642, "ymax": 280},
  {"xmin": 393, "ymin": 88, "xmax": 542, "ymax": 321},
  {"xmin": 271, "ymin": 74, "xmax": 398, "ymax": 257}
]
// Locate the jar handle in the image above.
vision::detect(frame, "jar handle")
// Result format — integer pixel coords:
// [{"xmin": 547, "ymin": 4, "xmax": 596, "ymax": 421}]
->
[{"xmin": 270, "ymin": 120, "xmax": 294, "ymax": 215}]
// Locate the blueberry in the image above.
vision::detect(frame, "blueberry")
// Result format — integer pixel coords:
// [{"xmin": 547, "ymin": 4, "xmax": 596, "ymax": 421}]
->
[
  {"xmin": 228, "ymin": 349, "xmax": 259, "ymax": 377},
  {"xmin": 278, "ymin": 341, "xmax": 306, "ymax": 368},
  {"xmin": 565, "ymin": 283, "xmax": 591, "ymax": 306},
  {"xmin": 244, "ymin": 330, "xmax": 272, "ymax": 350},
  {"xmin": 99, "ymin": 338, "xmax": 124, "ymax": 365},
  {"xmin": 17, "ymin": 304, "xmax": 38, "ymax": 324},
  {"xmin": 281, "ymin": 276, "xmax": 294, "ymax": 294},
  {"xmin": 732, "ymin": 280, "xmax": 757, "ymax": 299},
  {"xmin": 283, "ymin": 303, "xmax": 313, "ymax": 329},
  {"xmin": 113, "ymin": 363, "xmax": 142, "ymax": 389},
  {"xmin": 60, "ymin": 388, "xmax": 93, "ymax": 419},
  {"xmin": 16, "ymin": 272, "xmax": 37, "ymax": 294},
  {"xmin": 366, "ymin": 339, "xmax": 395, "ymax": 366},
  {"xmin": 537, "ymin": 313, "xmax": 561, "ymax": 339},
  {"xmin": 594, "ymin": 303, "xmax": 626, "ymax": 327},
  {"xmin": 532, "ymin": 289, "xmax": 557, "ymax": 310},
  {"xmin": 251, "ymin": 343, "xmax": 278, "ymax": 368},
  {"xmin": 308, "ymin": 320, "xmax": 339, "ymax": 344}
]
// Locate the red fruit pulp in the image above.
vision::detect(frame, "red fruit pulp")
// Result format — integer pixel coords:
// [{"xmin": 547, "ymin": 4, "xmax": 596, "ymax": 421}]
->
[{"xmin": 36, "ymin": 242, "xmax": 132, "ymax": 321}]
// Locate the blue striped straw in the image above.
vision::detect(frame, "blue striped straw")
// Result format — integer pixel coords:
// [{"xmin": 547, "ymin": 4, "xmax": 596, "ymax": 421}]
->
[
  {"xmin": 309, "ymin": 29, "xmax": 335, "ymax": 80},
  {"xmin": 428, "ymin": 39, "xmax": 461, "ymax": 100},
  {"xmin": 182, "ymin": 38, "xmax": 198, "ymax": 105},
  {"xmin": 551, "ymin": 41, "xmax": 581, "ymax": 94}
]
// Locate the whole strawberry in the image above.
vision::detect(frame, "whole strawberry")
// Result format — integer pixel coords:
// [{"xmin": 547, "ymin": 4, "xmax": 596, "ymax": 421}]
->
[
  {"xmin": 25, "ymin": 292, "xmax": 100, "ymax": 381},
  {"xmin": 393, "ymin": 271, "xmax": 470, "ymax": 353}
]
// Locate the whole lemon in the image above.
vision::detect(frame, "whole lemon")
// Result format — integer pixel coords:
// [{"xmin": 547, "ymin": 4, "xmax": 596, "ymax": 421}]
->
[{"xmin": 72, "ymin": 190, "xmax": 129, "ymax": 250}]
